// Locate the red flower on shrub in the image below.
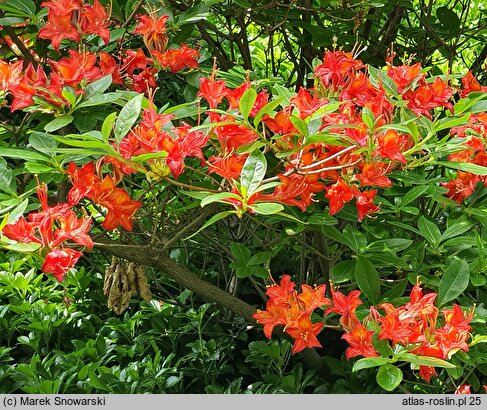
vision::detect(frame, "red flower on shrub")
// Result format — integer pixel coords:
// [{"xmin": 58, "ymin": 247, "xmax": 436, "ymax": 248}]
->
[
  {"xmin": 79, "ymin": 0, "xmax": 111, "ymax": 45},
  {"xmin": 285, "ymin": 314, "xmax": 324, "ymax": 354},
  {"xmin": 154, "ymin": 44, "xmax": 200, "ymax": 73},
  {"xmin": 134, "ymin": 14, "xmax": 169, "ymax": 53},
  {"xmin": 42, "ymin": 248, "xmax": 83, "ymax": 282}
]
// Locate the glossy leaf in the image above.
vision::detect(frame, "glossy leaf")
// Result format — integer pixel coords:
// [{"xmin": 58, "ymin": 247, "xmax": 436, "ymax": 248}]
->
[
  {"xmin": 376, "ymin": 364, "xmax": 403, "ymax": 391},
  {"xmin": 354, "ymin": 256, "xmax": 380, "ymax": 304},
  {"xmin": 438, "ymin": 258, "xmax": 470, "ymax": 306}
]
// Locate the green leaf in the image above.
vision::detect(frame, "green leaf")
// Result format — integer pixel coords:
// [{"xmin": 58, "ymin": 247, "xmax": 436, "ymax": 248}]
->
[
  {"xmin": 77, "ymin": 92, "xmax": 124, "ymax": 108},
  {"xmin": 290, "ymin": 115, "xmax": 308, "ymax": 137},
  {"xmin": 248, "ymin": 251, "xmax": 272, "ymax": 265},
  {"xmin": 342, "ymin": 225, "xmax": 367, "ymax": 253},
  {"xmin": 365, "ymin": 239, "xmax": 413, "ymax": 253},
  {"xmin": 44, "ymin": 115, "xmax": 74, "ymax": 132},
  {"xmin": 436, "ymin": 6, "xmax": 461, "ymax": 33},
  {"xmin": 376, "ymin": 364, "xmax": 403, "ymax": 391},
  {"xmin": 88, "ymin": 371, "xmax": 109, "ymax": 391},
  {"xmin": 248, "ymin": 202, "xmax": 284, "ymax": 215},
  {"xmin": 240, "ymin": 150, "xmax": 267, "ymax": 196},
  {"xmin": 320, "ymin": 225, "xmax": 349, "ymax": 247},
  {"xmin": 438, "ymin": 258, "xmax": 470, "ymax": 306},
  {"xmin": 101, "ymin": 112, "xmax": 117, "ymax": 141},
  {"xmin": 200, "ymin": 192, "xmax": 241, "ymax": 207},
  {"xmin": 0, "ymin": 161, "xmax": 16, "ymax": 196},
  {"xmin": 239, "ymin": 88, "xmax": 257, "ymax": 121},
  {"xmin": 0, "ymin": 148, "xmax": 51, "ymax": 163},
  {"xmin": 440, "ymin": 221, "xmax": 474, "ymax": 243},
  {"xmin": 29, "ymin": 132, "xmax": 57, "ymax": 156},
  {"xmin": 418, "ymin": 216, "xmax": 441, "ymax": 246},
  {"xmin": 3, "ymin": 242, "xmax": 41, "ymax": 252},
  {"xmin": 230, "ymin": 243, "xmax": 251, "ymax": 264},
  {"xmin": 0, "ymin": 16, "xmax": 25, "ymax": 25},
  {"xmin": 400, "ymin": 185, "xmax": 433, "ymax": 207},
  {"xmin": 253, "ymin": 97, "xmax": 285, "ymax": 127},
  {"xmin": 183, "ymin": 211, "xmax": 235, "ymax": 240},
  {"xmin": 399, "ymin": 353, "xmax": 457, "ymax": 369},
  {"xmin": 331, "ymin": 260, "xmax": 355, "ymax": 283},
  {"xmin": 352, "ymin": 356, "xmax": 390, "ymax": 372},
  {"xmin": 0, "ymin": 0, "xmax": 36, "ymax": 16},
  {"xmin": 114, "ymin": 93, "xmax": 144, "ymax": 142},
  {"xmin": 7, "ymin": 198, "xmax": 29, "ymax": 224},
  {"xmin": 177, "ymin": 3, "xmax": 210, "ymax": 24},
  {"xmin": 437, "ymin": 161, "xmax": 487, "ymax": 176},
  {"xmin": 354, "ymin": 256, "xmax": 380, "ymax": 304},
  {"xmin": 432, "ymin": 114, "xmax": 470, "ymax": 133},
  {"xmin": 83, "ymin": 75, "xmax": 113, "ymax": 99}
]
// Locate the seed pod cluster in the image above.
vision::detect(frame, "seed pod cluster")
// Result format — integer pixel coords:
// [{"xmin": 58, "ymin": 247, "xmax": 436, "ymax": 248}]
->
[{"xmin": 103, "ymin": 256, "xmax": 152, "ymax": 314}]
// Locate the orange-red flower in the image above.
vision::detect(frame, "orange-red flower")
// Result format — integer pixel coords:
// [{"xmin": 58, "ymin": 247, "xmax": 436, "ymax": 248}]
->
[
  {"xmin": 355, "ymin": 161, "xmax": 392, "ymax": 188},
  {"xmin": 387, "ymin": 62, "xmax": 423, "ymax": 93},
  {"xmin": 38, "ymin": 11, "xmax": 81, "ymax": 51},
  {"xmin": 253, "ymin": 299, "xmax": 288, "ymax": 339},
  {"xmin": 314, "ymin": 50, "xmax": 363, "ymax": 91},
  {"xmin": 354, "ymin": 188, "xmax": 380, "ymax": 221},
  {"xmin": 341, "ymin": 323, "xmax": 378, "ymax": 359},
  {"xmin": 285, "ymin": 314, "xmax": 324, "ymax": 354},
  {"xmin": 207, "ymin": 154, "xmax": 248, "ymax": 180},
  {"xmin": 79, "ymin": 0, "xmax": 111, "ymax": 45},
  {"xmin": 290, "ymin": 87, "xmax": 329, "ymax": 119},
  {"xmin": 198, "ymin": 77, "xmax": 228, "ymax": 109},
  {"xmin": 133, "ymin": 14, "xmax": 169, "ymax": 53},
  {"xmin": 154, "ymin": 44, "xmax": 200, "ymax": 73},
  {"xmin": 42, "ymin": 248, "xmax": 83, "ymax": 282},
  {"xmin": 325, "ymin": 177, "xmax": 354, "ymax": 215}
]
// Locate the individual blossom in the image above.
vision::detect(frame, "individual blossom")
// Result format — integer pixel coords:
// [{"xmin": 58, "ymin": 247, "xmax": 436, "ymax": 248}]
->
[
  {"xmin": 387, "ymin": 62, "xmax": 423, "ymax": 93},
  {"xmin": 134, "ymin": 14, "xmax": 169, "ymax": 53},
  {"xmin": 38, "ymin": 6, "xmax": 81, "ymax": 51},
  {"xmin": 459, "ymin": 71, "xmax": 487, "ymax": 98},
  {"xmin": 42, "ymin": 247, "xmax": 83, "ymax": 282},
  {"xmin": 50, "ymin": 49, "xmax": 102, "ymax": 90},
  {"xmin": 285, "ymin": 314, "xmax": 324, "ymax": 354},
  {"xmin": 373, "ymin": 129, "xmax": 410, "ymax": 164},
  {"xmin": 341, "ymin": 322, "xmax": 379, "ymax": 359},
  {"xmin": 325, "ymin": 288, "xmax": 362, "ymax": 331},
  {"xmin": 355, "ymin": 161, "xmax": 392, "ymax": 188},
  {"xmin": 314, "ymin": 50, "xmax": 363, "ymax": 91},
  {"xmin": 207, "ymin": 154, "xmax": 247, "ymax": 180},
  {"xmin": 353, "ymin": 188, "xmax": 380, "ymax": 221},
  {"xmin": 290, "ymin": 87, "xmax": 329, "ymax": 119},
  {"xmin": 325, "ymin": 177, "xmax": 354, "ymax": 215},
  {"xmin": 154, "ymin": 44, "xmax": 200, "ymax": 73},
  {"xmin": 441, "ymin": 171, "xmax": 480, "ymax": 203},
  {"xmin": 198, "ymin": 76, "xmax": 228, "ymax": 109},
  {"xmin": 297, "ymin": 283, "xmax": 331, "ymax": 313},
  {"xmin": 403, "ymin": 77, "xmax": 454, "ymax": 118},
  {"xmin": 253, "ymin": 299, "xmax": 289, "ymax": 339},
  {"xmin": 454, "ymin": 385, "xmax": 471, "ymax": 394},
  {"xmin": 79, "ymin": 0, "xmax": 111, "ymax": 45}
]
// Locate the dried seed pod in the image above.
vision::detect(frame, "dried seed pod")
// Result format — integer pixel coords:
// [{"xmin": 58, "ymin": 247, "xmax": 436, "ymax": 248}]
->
[{"xmin": 103, "ymin": 257, "xmax": 152, "ymax": 314}]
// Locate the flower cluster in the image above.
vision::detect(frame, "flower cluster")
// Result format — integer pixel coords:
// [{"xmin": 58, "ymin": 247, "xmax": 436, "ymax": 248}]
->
[
  {"xmin": 106, "ymin": 103, "xmax": 209, "ymax": 179},
  {"xmin": 38, "ymin": 0, "xmax": 111, "ymax": 50},
  {"xmin": 252, "ymin": 275, "xmax": 330, "ymax": 353},
  {"xmin": 2, "ymin": 183, "xmax": 92, "ymax": 281},
  {"xmin": 255, "ymin": 276, "xmax": 474, "ymax": 384},
  {"xmin": 442, "ymin": 112, "xmax": 487, "ymax": 202},
  {"xmin": 1, "ymin": 161, "xmax": 142, "ymax": 280},
  {"xmin": 67, "ymin": 161, "xmax": 142, "ymax": 231}
]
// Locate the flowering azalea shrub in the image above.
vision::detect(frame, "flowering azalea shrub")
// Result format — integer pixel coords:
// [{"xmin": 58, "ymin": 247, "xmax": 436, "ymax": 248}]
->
[{"xmin": 0, "ymin": 0, "xmax": 486, "ymax": 393}]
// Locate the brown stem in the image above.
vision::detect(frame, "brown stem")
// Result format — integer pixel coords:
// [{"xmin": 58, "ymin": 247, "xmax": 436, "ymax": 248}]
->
[
  {"xmin": 1, "ymin": 24, "xmax": 38, "ymax": 69},
  {"xmin": 94, "ymin": 240, "xmax": 257, "ymax": 322},
  {"xmin": 121, "ymin": 0, "xmax": 146, "ymax": 29}
]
